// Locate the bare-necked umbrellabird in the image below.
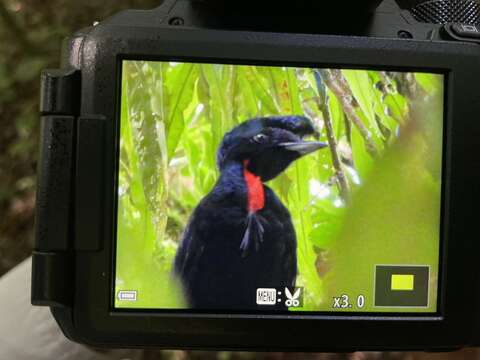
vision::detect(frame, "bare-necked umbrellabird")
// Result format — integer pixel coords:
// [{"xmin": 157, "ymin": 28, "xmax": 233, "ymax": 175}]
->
[{"xmin": 173, "ymin": 116, "xmax": 327, "ymax": 309}]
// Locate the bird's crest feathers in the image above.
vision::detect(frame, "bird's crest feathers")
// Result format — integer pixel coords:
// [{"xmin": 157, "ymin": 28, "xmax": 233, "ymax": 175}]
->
[{"xmin": 217, "ymin": 115, "xmax": 318, "ymax": 170}]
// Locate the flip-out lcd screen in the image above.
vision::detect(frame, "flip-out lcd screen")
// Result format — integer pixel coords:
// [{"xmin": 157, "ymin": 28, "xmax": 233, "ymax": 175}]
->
[{"xmin": 115, "ymin": 61, "xmax": 443, "ymax": 313}]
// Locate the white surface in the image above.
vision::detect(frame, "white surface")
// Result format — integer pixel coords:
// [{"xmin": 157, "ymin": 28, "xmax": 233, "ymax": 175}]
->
[{"xmin": 0, "ymin": 257, "xmax": 144, "ymax": 360}]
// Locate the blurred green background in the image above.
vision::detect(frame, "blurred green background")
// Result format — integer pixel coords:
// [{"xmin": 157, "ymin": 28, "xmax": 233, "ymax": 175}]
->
[{"xmin": 0, "ymin": 1, "xmax": 478, "ymax": 359}]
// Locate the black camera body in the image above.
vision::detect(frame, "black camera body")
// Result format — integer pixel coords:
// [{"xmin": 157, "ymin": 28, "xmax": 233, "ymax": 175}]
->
[{"xmin": 32, "ymin": 0, "xmax": 480, "ymax": 351}]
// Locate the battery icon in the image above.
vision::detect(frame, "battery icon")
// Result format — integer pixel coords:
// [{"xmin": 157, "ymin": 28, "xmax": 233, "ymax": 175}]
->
[{"xmin": 117, "ymin": 290, "xmax": 138, "ymax": 301}]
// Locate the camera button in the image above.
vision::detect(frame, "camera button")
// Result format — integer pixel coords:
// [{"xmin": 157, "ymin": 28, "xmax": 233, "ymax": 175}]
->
[{"xmin": 451, "ymin": 23, "xmax": 480, "ymax": 39}]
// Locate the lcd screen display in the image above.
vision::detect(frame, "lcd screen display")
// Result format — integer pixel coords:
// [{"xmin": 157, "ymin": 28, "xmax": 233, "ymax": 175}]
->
[{"xmin": 115, "ymin": 60, "xmax": 444, "ymax": 313}]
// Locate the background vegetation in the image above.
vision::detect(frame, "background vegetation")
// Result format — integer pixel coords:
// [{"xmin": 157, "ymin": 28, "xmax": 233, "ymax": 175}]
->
[{"xmin": 116, "ymin": 61, "xmax": 443, "ymax": 312}]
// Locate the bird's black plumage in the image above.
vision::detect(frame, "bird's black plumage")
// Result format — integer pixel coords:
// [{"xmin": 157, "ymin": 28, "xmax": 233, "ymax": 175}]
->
[{"xmin": 173, "ymin": 115, "xmax": 327, "ymax": 310}]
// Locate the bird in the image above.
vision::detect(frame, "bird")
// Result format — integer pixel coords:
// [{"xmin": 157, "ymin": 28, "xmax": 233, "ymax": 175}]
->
[{"xmin": 173, "ymin": 115, "xmax": 328, "ymax": 310}]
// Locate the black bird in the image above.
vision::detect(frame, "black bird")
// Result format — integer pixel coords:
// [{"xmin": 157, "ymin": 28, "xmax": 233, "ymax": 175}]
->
[{"xmin": 173, "ymin": 115, "xmax": 327, "ymax": 310}]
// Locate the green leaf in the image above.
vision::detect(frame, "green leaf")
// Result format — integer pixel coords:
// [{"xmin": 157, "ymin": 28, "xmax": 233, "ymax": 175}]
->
[
  {"xmin": 237, "ymin": 68, "xmax": 260, "ymax": 117},
  {"xmin": 351, "ymin": 124, "xmax": 374, "ymax": 180},
  {"xmin": 201, "ymin": 64, "xmax": 228, "ymax": 147},
  {"xmin": 343, "ymin": 70, "xmax": 383, "ymax": 142},
  {"xmin": 244, "ymin": 67, "xmax": 279, "ymax": 114},
  {"xmin": 166, "ymin": 63, "xmax": 197, "ymax": 160},
  {"xmin": 286, "ymin": 68, "xmax": 303, "ymax": 113},
  {"xmin": 385, "ymin": 93, "xmax": 408, "ymax": 124},
  {"xmin": 119, "ymin": 63, "xmax": 157, "ymax": 257},
  {"xmin": 415, "ymin": 73, "xmax": 443, "ymax": 94},
  {"xmin": 309, "ymin": 200, "xmax": 345, "ymax": 248},
  {"xmin": 342, "ymin": 70, "xmax": 374, "ymax": 121},
  {"xmin": 328, "ymin": 90, "xmax": 346, "ymax": 141}
]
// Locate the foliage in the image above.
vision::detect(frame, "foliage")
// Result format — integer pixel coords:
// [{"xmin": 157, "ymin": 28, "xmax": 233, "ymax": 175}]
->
[{"xmin": 117, "ymin": 61, "xmax": 443, "ymax": 312}]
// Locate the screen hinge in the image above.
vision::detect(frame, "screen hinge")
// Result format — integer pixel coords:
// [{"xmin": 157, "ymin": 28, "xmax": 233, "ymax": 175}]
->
[{"xmin": 32, "ymin": 69, "xmax": 81, "ymax": 307}]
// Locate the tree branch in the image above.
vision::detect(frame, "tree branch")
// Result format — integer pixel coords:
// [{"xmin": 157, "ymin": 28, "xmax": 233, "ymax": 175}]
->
[
  {"xmin": 320, "ymin": 69, "xmax": 379, "ymax": 158},
  {"xmin": 313, "ymin": 70, "xmax": 349, "ymax": 202}
]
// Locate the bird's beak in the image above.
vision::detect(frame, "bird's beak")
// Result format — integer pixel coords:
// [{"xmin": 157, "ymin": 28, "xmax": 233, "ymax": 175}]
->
[{"xmin": 279, "ymin": 141, "xmax": 328, "ymax": 155}]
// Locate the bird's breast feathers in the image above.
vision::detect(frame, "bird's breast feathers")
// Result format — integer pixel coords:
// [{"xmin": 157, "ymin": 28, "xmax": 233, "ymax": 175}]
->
[{"xmin": 243, "ymin": 160, "xmax": 265, "ymax": 214}]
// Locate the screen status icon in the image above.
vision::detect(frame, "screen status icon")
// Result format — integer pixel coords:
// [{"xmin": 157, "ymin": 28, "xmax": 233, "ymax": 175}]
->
[
  {"xmin": 117, "ymin": 290, "xmax": 138, "ymax": 302},
  {"xmin": 375, "ymin": 265, "xmax": 430, "ymax": 307},
  {"xmin": 256, "ymin": 287, "xmax": 303, "ymax": 308}
]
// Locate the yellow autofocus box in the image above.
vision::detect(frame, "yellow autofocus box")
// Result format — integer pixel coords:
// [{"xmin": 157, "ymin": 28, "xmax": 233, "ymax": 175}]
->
[{"xmin": 391, "ymin": 274, "xmax": 414, "ymax": 291}]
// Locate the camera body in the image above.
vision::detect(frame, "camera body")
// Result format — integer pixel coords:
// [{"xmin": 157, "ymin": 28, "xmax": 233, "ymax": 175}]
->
[{"xmin": 32, "ymin": 0, "xmax": 480, "ymax": 351}]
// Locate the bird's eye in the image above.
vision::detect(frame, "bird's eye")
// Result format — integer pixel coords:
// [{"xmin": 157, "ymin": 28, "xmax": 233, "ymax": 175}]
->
[{"xmin": 253, "ymin": 134, "xmax": 268, "ymax": 143}]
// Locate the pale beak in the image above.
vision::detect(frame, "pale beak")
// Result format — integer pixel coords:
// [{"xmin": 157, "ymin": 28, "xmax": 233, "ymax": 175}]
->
[{"xmin": 279, "ymin": 141, "xmax": 328, "ymax": 155}]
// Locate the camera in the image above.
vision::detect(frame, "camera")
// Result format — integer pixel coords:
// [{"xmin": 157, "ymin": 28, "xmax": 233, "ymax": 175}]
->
[{"xmin": 32, "ymin": 0, "xmax": 480, "ymax": 351}]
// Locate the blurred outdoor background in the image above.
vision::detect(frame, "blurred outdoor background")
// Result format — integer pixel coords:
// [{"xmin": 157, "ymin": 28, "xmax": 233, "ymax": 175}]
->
[{"xmin": 0, "ymin": 0, "xmax": 479, "ymax": 359}]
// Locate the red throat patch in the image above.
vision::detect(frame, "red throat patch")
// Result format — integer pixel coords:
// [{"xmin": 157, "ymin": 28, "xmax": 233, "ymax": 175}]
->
[{"xmin": 243, "ymin": 160, "xmax": 265, "ymax": 213}]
